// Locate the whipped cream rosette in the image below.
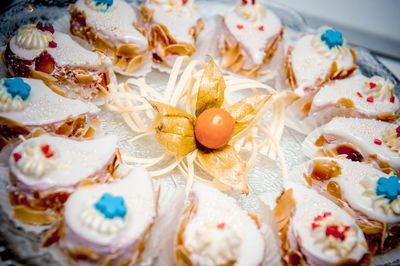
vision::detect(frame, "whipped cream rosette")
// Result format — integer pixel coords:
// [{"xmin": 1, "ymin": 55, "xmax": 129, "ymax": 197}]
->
[
  {"xmin": 0, "ymin": 78, "xmax": 100, "ymax": 150},
  {"xmin": 217, "ymin": 0, "xmax": 284, "ymax": 78},
  {"xmin": 8, "ymin": 134, "xmax": 120, "ymax": 225},
  {"xmin": 50, "ymin": 166, "xmax": 158, "ymax": 265},
  {"xmin": 69, "ymin": 0, "xmax": 151, "ymax": 76},
  {"xmin": 303, "ymin": 117, "xmax": 400, "ymax": 174},
  {"xmin": 140, "ymin": 0, "xmax": 204, "ymax": 67},
  {"xmin": 285, "ymin": 29, "xmax": 357, "ymax": 96},
  {"xmin": 286, "ymin": 157, "xmax": 400, "ymax": 253},
  {"xmin": 274, "ymin": 183, "xmax": 369, "ymax": 265},
  {"xmin": 3, "ymin": 22, "xmax": 116, "ymax": 99},
  {"xmin": 286, "ymin": 74, "xmax": 400, "ymax": 134}
]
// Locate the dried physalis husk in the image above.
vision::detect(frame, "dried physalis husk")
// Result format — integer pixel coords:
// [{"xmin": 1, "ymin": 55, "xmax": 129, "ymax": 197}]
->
[
  {"xmin": 225, "ymin": 95, "xmax": 270, "ymax": 136},
  {"xmin": 148, "ymin": 100, "xmax": 196, "ymax": 157},
  {"xmin": 197, "ymin": 145, "xmax": 248, "ymax": 194},
  {"xmin": 195, "ymin": 58, "xmax": 226, "ymax": 117}
]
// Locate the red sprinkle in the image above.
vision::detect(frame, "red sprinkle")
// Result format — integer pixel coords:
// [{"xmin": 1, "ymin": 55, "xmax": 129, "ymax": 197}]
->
[
  {"xmin": 41, "ymin": 144, "xmax": 54, "ymax": 158},
  {"xmin": 258, "ymin": 25, "xmax": 264, "ymax": 31},
  {"xmin": 356, "ymin": 92, "xmax": 363, "ymax": 98},
  {"xmin": 369, "ymin": 82, "xmax": 376, "ymax": 89},
  {"xmin": 48, "ymin": 41, "xmax": 57, "ymax": 48},
  {"xmin": 390, "ymin": 96, "xmax": 395, "ymax": 103},
  {"xmin": 323, "ymin": 212, "xmax": 331, "ymax": 217},
  {"xmin": 45, "ymin": 25, "xmax": 55, "ymax": 34},
  {"xmin": 396, "ymin": 126, "xmax": 400, "ymax": 137},
  {"xmin": 36, "ymin": 22, "xmax": 43, "ymax": 30},
  {"xmin": 237, "ymin": 24, "xmax": 243, "ymax": 30},
  {"xmin": 366, "ymin": 96, "xmax": 374, "ymax": 103},
  {"xmin": 326, "ymin": 225, "xmax": 346, "ymax": 241},
  {"xmin": 311, "ymin": 222, "xmax": 320, "ymax": 230},
  {"xmin": 217, "ymin": 223, "xmax": 225, "ymax": 230},
  {"xmin": 242, "ymin": 0, "xmax": 247, "ymax": 4},
  {"xmin": 251, "ymin": 0, "xmax": 255, "ymax": 4},
  {"xmin": 374, "ymin": 139, "xmax": 382, "ymax": 145},
  {"xmin": 13, "ymin": 153, "xmax": 22, "ymax": 162},
  {"xmin": 314, "ymin": 215, "xmax": 323, "ymax": 222}
]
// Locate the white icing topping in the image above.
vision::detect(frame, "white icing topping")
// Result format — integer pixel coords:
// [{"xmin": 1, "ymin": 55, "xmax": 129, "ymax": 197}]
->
[
  {"xmin": 64, "ymin": 166, "xmax": 156, "ymax": 248},
  {"xmin": 80, "ymin": 203, "xmax": 126, "ymax": 234},
  {"xmin": 9, "ymin": 134, "xmax": 118, "ymax": 189},
  {"xmin": 15, "ymin": 142, "xmax": 57, "ymax": 178},
  {"xmin": 16, "ymin": 24, "xmax": 52, "ymax": 50},
  {"xmin": 85, "ymin": 0, "xmax": 116, "ymax": 12},
  {"xmin": 382, "ymin": 121, "xmax": 400, "ymax": 154},
  {"xmin": 0, "ymin": 87, "xmax": 26, "ymax": 112},
  {"xmin": 183, "ymin": 183, "xmax": 264, "ymax": 266},
  {"xmin": 310, "ymin": 74, "xmax": 400, "ymax": 117},
  {"xmin": 187, "ymin": 221, "xmax": 242, "ymax": 265},
  {"xmin": 312, "ymin": 33, "xmax": 348, "ymax": 60},
  {"xmin": 0, "ymin": 78, "xmax": 100, "ymax": 126},
  {"xmin": 75, "ymin": 0, "xmax": 148, "ymax": 51},
  {"xmin": 224, "ymin": 4, "xmax": 281, "ymax": 66},
  {"xmin": 363, "ymin": 76, "xmax": 395, "ymax": 102},
  {"xmin": 291, "ymin": 34, "xmax": 354, "ymax": 96},
  {"xmin": 311, "ymin": 215, "xmax": 357, "ymax": 258},
  {"xmin": 152, "ymin": 0, "xmax": 195, "ymax": 12}
]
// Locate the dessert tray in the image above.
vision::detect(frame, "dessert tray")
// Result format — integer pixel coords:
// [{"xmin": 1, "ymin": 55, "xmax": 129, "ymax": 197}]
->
[{"xmin": 0, "ymin": 0, "xmax": 399, "ymax": 265}]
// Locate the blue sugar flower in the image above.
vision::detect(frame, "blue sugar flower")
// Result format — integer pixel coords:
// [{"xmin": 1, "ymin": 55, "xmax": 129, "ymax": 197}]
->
[
  {"xmin": 321, "ymin": 29, "xmax": 344, "ymax": 49},
  {"xmin": 376, "ymin": 176, "xmax": 400, "ymax": 201},
  {"xmin": 92, "ymin": 0, "xmax": 113, "ymax": 11},
  {"xmin": 95, "ymin": 193, "xmax": 127, "ymax": 219},
  {"xmin": 4, "ymin": 78, "xmax": 31, "ymax": 101}
]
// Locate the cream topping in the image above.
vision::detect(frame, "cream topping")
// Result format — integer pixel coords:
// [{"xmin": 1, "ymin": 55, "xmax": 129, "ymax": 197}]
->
[
  {"xmin": 75, "ymin": 0, "xmax": 148, "ymax": 51},
  {"xmin": 80, "ymin": 203, "xmax": 127, "ymax": 234},
  {"xmin": 0, "ymin": 78, "xmax": 100, "ymax": 126},
  {"xmin": 0, "ymin": 84, "xmax": 27, "ymax": 112},
  {"xmin": 64, "ymin": 166, "xmax": 156, "ymax": 247},
  {"xmin": 16, "ymin": 24, "xmax": 52, "ymax": 50},
  {"xmin": 9, "ymin": 134, "xmax": 118, "ymax": 189},
  {"xmin": 291, "ymin": 34, "xmax": 354, "ymax": 96},
  {"xmin": 312, "ymin": 33, "xmax": 348, "ymax": 60},
  {"xmin": 363, "ymin": 76, "xmax": 395, "ymax": 102},
  {"xmin": 183, "ymin": 183, "xmax": 264, "ymax": 266},
  {"xmin": 224, "ymin": 3, "xmax": 281, "ymax": 66},
  {"xmin": 152, "ymin": 0, "xmax": 196, "ymax": 12},
  {"xmin": 382, "ymin": 121, "xmax": 400, "ymax": 154}
]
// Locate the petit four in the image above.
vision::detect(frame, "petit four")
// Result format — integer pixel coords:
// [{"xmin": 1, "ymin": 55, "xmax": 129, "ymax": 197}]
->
[
  {"xmin": 55, "ymin": 166, "xmax": 158, "ymax": 265},
  {"xmin": 175, "ymin": 183, "xmax": 266, "ymax": 265},
  {"xmin": 0, "ymin": 78, "xmax": 100, "ymax": 149},
  {"xmin": 218, "ymin": 0, "xmax": 284, "ymax": 78},
  {"xmin": 303, "ymin": 117, "xmax": 400, "ymax": 174},
  {"xmin": 287, "ymin": 157, "xmax": 400, "ymax": 253},
  {"xmin": 3, "ymin": 22, "xmax": 114, "ymax": 99},
  {"xmin": 275, "ymin": 183, "xmax": 369, "ymax": 265},
  {"xmin": 69, "ymin": 0, "xmax": 150, "ymax": 75},
  {"xmin": 141, "ymin": 0, "xmax": 204, "ymax": 67},
  {"xmin": 285, "ymin": 29, "xmax": 357, "ymax": 96},
  {"xmin": 286, "ymin": 74, "xmax": 400, "ymax": 134},
  {"xmin": 8, "ymin": 134, "xmax": 119, "ymax": 225}
]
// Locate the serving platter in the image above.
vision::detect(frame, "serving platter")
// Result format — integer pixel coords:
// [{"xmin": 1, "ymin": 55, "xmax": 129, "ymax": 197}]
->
[{"xmin": 0, "ymin": 0, "xmax": 399, "ymax": 265}]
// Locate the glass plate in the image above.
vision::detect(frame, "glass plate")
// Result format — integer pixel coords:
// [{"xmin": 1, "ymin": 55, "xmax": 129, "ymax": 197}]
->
[{"xmin": 0, "ymin": 1, "xmax": 399, "ymax": 265}]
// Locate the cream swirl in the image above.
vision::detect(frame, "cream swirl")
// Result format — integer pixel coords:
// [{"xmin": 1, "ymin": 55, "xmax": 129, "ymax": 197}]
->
[
  {"xmin": 15, "ymin": 142, "xmax": 57, "ymax": 178},
  {"xmin": 0, "ymin": 87, "xmax": 26, "ymax": 112},
  {"xmin": 80, "ymin": 204, "xmax": 126, "ymax": 234},
  {"xmin": 151, "ymin": 0, "xmax": 195, "ymax": 12},
  {"xmin": 363, "ymin": 76, "xmax": 395, "ymax": 102},
  {"xmin": 382, "ymin": 121, "xmax": 400, "ymax": 154},
  {"xmin": 85, "ymin": 0, "xmax": 116, "ymax": 12},
  {"xmin": 312, "ymin": 33, "xmax": 348, "ymax": 60},
  {"xmin": 311, "ymin": 214, "xmax": 358, "ymax": 257},
  {"xmin": 361, "ymin": 176, "xmax": 400, "ymax": 215},
  {"xmin": 16, "ymin": 24, "xmax": 52, "ymax": 50},
  {"xmin": 234, "ymin": 2, "xmax": 267, "ymax": 23},
  {"xmin": 187, "ymin": 221, "xmax": 242, "ymax": 265}
]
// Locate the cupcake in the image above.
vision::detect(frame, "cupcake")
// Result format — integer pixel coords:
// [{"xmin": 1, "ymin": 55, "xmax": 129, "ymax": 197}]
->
[
  {"xmin": 141, "ymin": 0, "xmax": 204, "ymax": 67},
  {"xmin": 275, "ymin": 183, "xmax": 369, "ymax": 265},
  {"xmin": 286, "ymin": 74, "xmax": 400, "ymax": 134},
  {"xmin": 69, "ymin": 0, "xmax": 150, "ymax": 76},
  {"xmin": 287, "ymin": 157, "xmax": 400, "ymax": 253},
  {"xmin": 8, "ymin": 134, "xmax": 119, "ymax": 225},
  {"xmin": 0, "ymin": 78, "xmax": 100, "ymax": 150},
  {"xmin": 2, "ymin": 22, "xmax": 115, "ymax": 99},
  {"xmin": 56, "ymin": 166, "xmax": 158, "ymax": 265},
  {"xmin": 285, "ymin": 29, "xmax": 357, "ymax": 96},
  {"xmin": 303, "ymin": 117, "xmax": 400, "ymax": 175},
  {"xmin": 217, "ymin": 0, "xmax": 284, "ymax": 78}
]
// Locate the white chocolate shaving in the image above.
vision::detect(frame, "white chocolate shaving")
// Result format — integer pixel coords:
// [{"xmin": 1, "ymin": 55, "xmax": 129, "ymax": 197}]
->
[
  {"xmin": 312, "ymin": 33, "xmax": 348, "ymax": 60},
  {"xmin": 363, "ymin": 76, "xmax": 395, "ymax": 102},
  {"xmin": 16, "ymin": 24, "xmax": 52, "ymax": 50},
  {"xmin": 80, "ymin": 204, "xmax": 126, "ymax": 234}
]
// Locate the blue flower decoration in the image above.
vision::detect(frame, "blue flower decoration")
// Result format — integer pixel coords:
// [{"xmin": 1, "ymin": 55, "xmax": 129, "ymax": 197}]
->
[
  {"xmin": 320, "ymin": 29, "xmax": 344, "ymax": 49},
  {"xmin": 95, "ymin": 193, "xmax": 127, "ymax": 219},
  {"xmin": 4, "ymin": 78, "xmax": 31, "ymax": 101},
  {"xmin": 92, "ymin": 0, "xmax": 114, "ymax": 11},
  {"xmin": 376, "ymin": 176, "xmax": 400, "ymax": 201}
]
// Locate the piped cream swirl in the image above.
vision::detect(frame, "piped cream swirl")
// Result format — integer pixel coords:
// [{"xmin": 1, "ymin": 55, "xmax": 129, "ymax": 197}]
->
[
  {"xmin": 363, "ymin": 76, "xmax": 395, "ymax": 102},
  {"xmin": 382, "ymin": 121, "xmax": 400, "ymax": 154},
  {"xmin": 80, "ymin": 203, "xmax": 126, "ymax": 234},
  {"xmin": 16, "ymin": 24, "xmax": 52, "ymax": 50},
  {"xmin": 151, "ymin": 0, "xmax": 195, "ymax": 12},
  {"xmin": 0, "ymin": 87, "xmax": 26, "ymax": 112},
  {"xmin": 312, "ymin": 33, "xmax": 348, "ymax": 60},
  {"xmin": 235, "ymin": 2, "xmax": 267, "ymax": 23}
]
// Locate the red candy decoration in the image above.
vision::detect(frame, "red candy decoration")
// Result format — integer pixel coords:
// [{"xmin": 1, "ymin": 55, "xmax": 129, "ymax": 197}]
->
[
  {"xmin": 41, "ymin": 144, "xmax": 54, "ymax": 158},
  {"xmin": 325, "ymin": 225, "xmax": 349, "ymax": 241},
  {"xmin": 356, "ymin": 92, "xmax": 363, "ymax": 98},
  {"xmin": 13, "ymin": 153, "xmax": 22, "ymax": 162},
  {"xmin": 323, "ymin": 212, "xmax": 331, "ymax": 217},
  {"xmin": 369, "ymin": 82, "xmax": 376, "ymax": 89},
  {"xmin": 217, "ymin": 223, "xmax": 225, "ymax": 230},
  {"xmin": 182, "ymin": 0, "xmax": 188, "ymax": 4},
  {"xmin": 390, "ymin": 96, "xmax": 395, "ymax": 103},
  {"xmin": 36, "ymin": 22, "xmax": 55, "ymax": 34},
  {"xmin": 396, "ymin": 126, "xmax": 400, "ymax": 137},
  {"xmin": 374, "ymin": 139, "xmax": 382, "ymax": 145},
  {"xmin": 242, "ymin": 0, "xmax": 248, "ymax": 4},
  {"xmin": 48, "ymin": 41, "xmax": 57, "ymax": 48},
  {"xmin": 311, "ymin": 222, "xmax": 320, "ymax": 230},
  {"xmin": 251, "ymin": 0, "xmax": 255, "ymax": 4},
  {"xmin": 258, "ymin": 25, "xmax": 264, "ymax": 31},
  {"xmin": 366, "ymin": 96, "xmax": 374, "ymax": 103},
  {"xmin": 237, "ymin": 24, "xmax": 243, "ymax": 30}
]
